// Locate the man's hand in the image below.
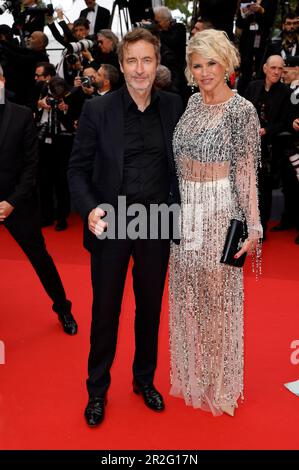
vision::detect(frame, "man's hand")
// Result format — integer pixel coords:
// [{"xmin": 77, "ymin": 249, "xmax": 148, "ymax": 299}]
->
[
  {"xmin": 82, "ymin": 85, "xmax": 95, "ymax": 96},
  {"xmin": 56, "ymin": 8, "xmax": 64, "ymax": 21},
  {"xmin": 58, "ymin": 99, "xmax": 69, "ymax": 112},
  {"xmin": 81, "ymin": 50, "xmax": 93, "ymax": 62},
  {"xmin": 88, "ymin": 207, "xmax": 108, "ymax": 237},
  {"xmin": 74, "ymin": 76, "xmax": 82, "ymax": 88},
  {"xmin": 0, "ymin": 201, "xmax": 14, "ymax": 222},
  {"xmin": 293, "ymin": 118, "xmax": 299, "ymax": 132},
  {"xmin": 250, "ymin": 3, "xmax": 264, "ymax": 14},
  {"xmin": 259, "ymin": 127, "xmax": 267, "ymax": 137},
  {"xmin": 38, "ymin": 97, "xmax": 51, "ymax": 111}
]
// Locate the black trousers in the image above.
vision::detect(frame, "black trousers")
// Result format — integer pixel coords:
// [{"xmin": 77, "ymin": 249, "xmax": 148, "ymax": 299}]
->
[
  {"xmin": 3, "ymin": 197, "xmax": 68, "ymax": 313},
  {"xmin": 39, "ymin": 134, "xmax": 73, "ymax": 223},
  {"xmin": 87, "ymin": 237, "xmax": 170, "ymax": 398}
]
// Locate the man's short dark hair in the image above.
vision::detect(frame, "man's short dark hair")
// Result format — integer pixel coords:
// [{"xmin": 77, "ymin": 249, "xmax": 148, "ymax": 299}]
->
[
  {"xmin": 74, "ymin": 18, "xmax": 90, "ymax": 30},
  {"xmin": 36, "ymin": 62, "xmax": 56, "ymax": 77},
  {"xmin": 101, "ymin": 64, "xmax": 119, "ymax": 90},
  {"xmin": 283, "ymin": 12, "xmax": 297, "ymax": 24},
  {"xmin": 117, "ymin": 28, "xmax": 160, "ymax": 64},
  {"xmin": 0, "ymin": 24, "xmax": 13, "ymax": 42},
  {"xmin": 49, "ymin": 76, "xmax": 70, "ymax": 98}
]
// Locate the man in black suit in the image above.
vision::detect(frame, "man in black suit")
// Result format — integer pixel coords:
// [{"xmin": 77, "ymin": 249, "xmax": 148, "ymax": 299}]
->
[
  {"xmin": 12, "ymin": 0, "xmax": 45, "ymax": 41},
  {"xmin": 79, "ymin": 0, "xmax": 110, "ymax": 36},
  {"xmin": 200, "ymin": 0, "xmax": 238, "ymax": 39},
  {"xmin": 0, "ymin": 65, "xmax": 78, "ymax": 336},
  {"xmin": 69, "ymin": 28, "xmax": 183, "ymax": 426},
  {"xmin": 245, "ymin": 55, "xmax": 292, "ymax": 236}
]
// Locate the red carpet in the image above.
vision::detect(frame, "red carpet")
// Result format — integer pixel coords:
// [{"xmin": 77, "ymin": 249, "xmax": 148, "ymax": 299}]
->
[{"xmin": 0, "ymin": 215, "xmax": 299, "ymax": 450}]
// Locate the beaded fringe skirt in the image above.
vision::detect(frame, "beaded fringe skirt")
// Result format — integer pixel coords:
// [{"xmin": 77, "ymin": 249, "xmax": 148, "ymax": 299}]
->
[{"xmin": 169, "ymin": 177, "xmax": 244, "ymax": 416}]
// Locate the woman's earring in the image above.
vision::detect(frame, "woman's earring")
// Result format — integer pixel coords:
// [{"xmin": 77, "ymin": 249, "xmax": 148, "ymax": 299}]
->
[
  {"xmin": 191, "ymin": 76, "xmax": 197, "ymax": 93},
  {"xmin": 225, "ymin": 71, "xmax": 230, "ymax": 83}
]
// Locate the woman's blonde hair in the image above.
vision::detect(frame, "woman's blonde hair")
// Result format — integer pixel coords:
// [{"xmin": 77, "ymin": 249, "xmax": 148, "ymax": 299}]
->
[{"xmin": 185, "ymin": 29, "xmax": 240, "ymax": 85}]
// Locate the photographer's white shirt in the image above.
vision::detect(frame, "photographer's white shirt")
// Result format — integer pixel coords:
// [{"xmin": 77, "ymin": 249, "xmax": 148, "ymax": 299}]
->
[{"xmin": 87, "ymin": 4, "xmax": 98, "ymax": 35}]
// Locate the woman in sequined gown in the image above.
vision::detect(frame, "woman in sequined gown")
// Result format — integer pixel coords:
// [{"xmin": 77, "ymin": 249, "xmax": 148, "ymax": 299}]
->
[{"xmin": 169, "ymin": 30, "xmax": 263, "ymax": 416}]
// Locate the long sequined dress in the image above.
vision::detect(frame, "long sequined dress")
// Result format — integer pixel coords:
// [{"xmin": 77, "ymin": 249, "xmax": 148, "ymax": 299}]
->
[{"xmin": 169, "ymin": 92, "xmax": 262, "ymax": 415}]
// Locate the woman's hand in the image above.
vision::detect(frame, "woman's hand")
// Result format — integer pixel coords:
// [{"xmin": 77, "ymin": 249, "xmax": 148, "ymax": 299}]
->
[{"xmin": 234, "ymin": 238, "xmax": 258, "ymax": 260}]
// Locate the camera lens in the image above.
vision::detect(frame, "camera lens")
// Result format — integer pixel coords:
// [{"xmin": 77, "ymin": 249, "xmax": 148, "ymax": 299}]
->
[
  {"xmin": 81, "ymin": 76, "xmax": 92, "ymax": 88},
  {"xmin": 66, "ymin": 53, "xmax": 79, "ymax": 65}
]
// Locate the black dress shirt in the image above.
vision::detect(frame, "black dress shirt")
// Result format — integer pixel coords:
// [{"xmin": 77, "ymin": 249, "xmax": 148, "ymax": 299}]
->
[
  {"xmin": 256, "ymin": 87, "xmax": 269, "ymax": 128},
  {"xmin": 121, "ymin": 86, "xmax": 169, "ymax": 206},
  {"xmin": 0, "ymin": 104, "xmax": 4, "ymax": 130}
]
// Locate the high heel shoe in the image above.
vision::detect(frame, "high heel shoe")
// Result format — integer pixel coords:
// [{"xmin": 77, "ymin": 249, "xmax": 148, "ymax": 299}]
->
[{"xmin": 221, "ymin": 404, "xmax": 235, "ymax": 417}]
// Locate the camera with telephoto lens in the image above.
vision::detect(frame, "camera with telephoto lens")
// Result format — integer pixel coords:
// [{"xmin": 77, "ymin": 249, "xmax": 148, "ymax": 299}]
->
[
  {"xmin": 80, "ymin": 76, "xmax": 93, "ymax": 88},
  {"xmin": 67, "ymin": 39, "xmax": 95, "ymax": 54},
  {"xmin": 66, "ymin": 53, "xmax": 80, "ymax": 65}
]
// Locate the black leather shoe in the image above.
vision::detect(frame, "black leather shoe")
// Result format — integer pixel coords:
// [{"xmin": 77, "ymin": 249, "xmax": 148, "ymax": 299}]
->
[
  {"xmin": 58, "ymin": 311, "xmax": 78, "ymax": 335},
  {"xmin": 53, "ymin": 300, "xmax": 78, "ymax": 335},
  {"xmin": 55, "ymin": 219, "xmax": 68, "ymax": 231},
  {"xmin": 133, "ymin": 381, "xmax": 165, "ymax": 412},
  {"xmin": 84, "ymin": 397, "xmax": 107, "ymax": 426}
]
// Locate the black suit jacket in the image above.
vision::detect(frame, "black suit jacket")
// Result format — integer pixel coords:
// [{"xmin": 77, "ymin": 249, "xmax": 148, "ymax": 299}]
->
[
  {"xmin": 68, "ymin": 86, "xmax": 183, "ymax": 251},
  {"xmin": 79, "ymin": 5, "xmax": 110, "ymax": 33},
  {"xmin": 0, "ymin": 102, "xmax": 38, "ymax": 208},
  {"xmin": 244, "ymin": 80, "xmax": 292, "ymax": 138},
  {"xmin": 12, "ymin": 9, "xmax": 45, "ymax": 37}
]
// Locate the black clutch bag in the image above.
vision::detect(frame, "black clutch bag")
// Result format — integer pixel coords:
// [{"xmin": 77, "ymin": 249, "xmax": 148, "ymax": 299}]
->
[{"xmin": 220, "ymin": 219, "xmax": 248, "ymax": 267}]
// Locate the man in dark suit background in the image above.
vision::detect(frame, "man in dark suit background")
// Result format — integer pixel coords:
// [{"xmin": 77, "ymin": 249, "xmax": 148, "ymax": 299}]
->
[
  {"xmin": 245, "ymin": 55, "xmax": 292, "ymax": 237},
  {"xmin": 12, "ymin": 0, "xmax": 46, "ymax": 41},
  {"xmin": 79, "ymin": 0, "xmax": 110, "ymax": 35},
  {"xmin": 69, "ymin": 28, "xmax": 183, "ymax": 427},
  {"xmin": 0, "ymin": 65, "xmax": 78, "ymax": 336}
]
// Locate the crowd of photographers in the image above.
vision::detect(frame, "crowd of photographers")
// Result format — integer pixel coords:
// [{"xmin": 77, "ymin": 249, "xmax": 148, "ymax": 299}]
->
[{"xmin": 0, "ymin": 0, "xmax": 298, "ymax": 242}]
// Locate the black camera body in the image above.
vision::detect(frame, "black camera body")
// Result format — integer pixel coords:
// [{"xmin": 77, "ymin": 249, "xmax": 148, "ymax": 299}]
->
[
  {"xmin": 46, "ymin": 96, "xmax": 60, "ymax": 108},
  {"xmin": 66, "ymin": 53, "xmax": 80, "ymax": 65},
  {"xmin": 80, "ymin": 76, "xmax": 93, "ymax": 88}
]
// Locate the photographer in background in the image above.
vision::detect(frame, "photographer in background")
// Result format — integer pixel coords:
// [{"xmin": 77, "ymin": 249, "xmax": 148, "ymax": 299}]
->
[
  {"xmin": 268, "ymin": 12, "xmax": 299, "ymax": 60},
  {"xmin": 12, "ymin": 0, "xmax": 46, "ymax": 42},
  {"xmin": 52, "ymin": 19, "xmax": 98, "ymax": 85},
  {"xmin": 74, "ymin": 65, "xmax": 101, "ymax": 99},
  {"xmin": 33, "ymin": 61, "xmax": 56, "ymax": 112},
  {"xmin": 79, "ymin": 0, "xmax": 110, "ymax": 36},
  {"xmin": 84, "ymin": 29, "xmax": 120, "ymax": 71},
  {"xmin": 0, "ymin": 29, "xmax": 49, "ymax": 107},
  {"xmin": 270, "ymin": 55, "xmax": 299, "ymax": 241},
  {"xmin": 56, "ymin": 38, "xmax": 97, "ymax": 87},
  {"xmin": 153, "ymin": 6, "xmax": 187, "ymax": 98},
  {"xmin": 236, "ymin": 0, "xmax": 277, "ymax": 95},
  {"xmin": 36, "ymin": 76, "xmax": 83, "ymax": 230},
  {"xmin": 74, "ymin": 63, "xmax": 119, "ymax": 99}
]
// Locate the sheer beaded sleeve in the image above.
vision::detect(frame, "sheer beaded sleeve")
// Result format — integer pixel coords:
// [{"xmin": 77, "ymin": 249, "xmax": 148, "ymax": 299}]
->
[{"xmin": 232, "ymin": 100, "xmax": 263, "ymax": 271}]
